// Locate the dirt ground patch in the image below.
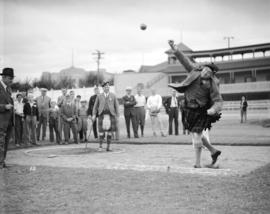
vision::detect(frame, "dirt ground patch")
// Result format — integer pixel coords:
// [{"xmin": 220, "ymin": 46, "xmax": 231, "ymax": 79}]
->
[{"xmin": 1, "ymin": 164, "xmax": 270, "ymax": 214}]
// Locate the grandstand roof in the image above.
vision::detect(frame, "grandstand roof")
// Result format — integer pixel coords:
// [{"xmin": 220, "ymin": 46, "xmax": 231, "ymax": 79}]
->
[{"xmin": 187, "ymin": 43, "xmax": 270, "ymax": 58}]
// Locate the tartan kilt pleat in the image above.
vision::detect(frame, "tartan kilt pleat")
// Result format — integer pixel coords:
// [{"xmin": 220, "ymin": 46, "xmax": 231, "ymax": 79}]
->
[
  {"xmin": 98, "ymin": 114, "xmax": 117, "ymax": 132},
  {"xmin": 182, "ymin": 107, "xmax": 221, "ymax": 133}
]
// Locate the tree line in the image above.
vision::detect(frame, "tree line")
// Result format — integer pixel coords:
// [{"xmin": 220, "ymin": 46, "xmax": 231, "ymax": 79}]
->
[{"xmin": 11, "ymin": 72, "xmax": 114, "ymax": 92}]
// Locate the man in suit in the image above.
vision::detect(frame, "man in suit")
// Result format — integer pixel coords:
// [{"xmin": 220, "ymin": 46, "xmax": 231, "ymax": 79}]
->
[
  {"xmin": 87, "ymin": 86, "xmax": 100, "ymax": 139},
  {"xmin": 36, "ymin": 88, "xmax": 51, "ymax": 141},
  {"xmin": 92, "ymin": 81, "xmax": 119, "ymax": 151},
  {"xmin": 57, "ymin": 88, "xmax": 67, "ymax": 140},
  {"xmin": 122, "ymin": 87, "xmax": 138, "ymax": 138},
  {"xmin": 0, "ymin": 68, "xmax": 15, "ymax": 169},
  {"xmin": 60, "ymin": 94, "xmax": 78, "ymax": 144},
  {"xmin": 163, "ymin": 89, "xmax": 179, "ymax": 135}
]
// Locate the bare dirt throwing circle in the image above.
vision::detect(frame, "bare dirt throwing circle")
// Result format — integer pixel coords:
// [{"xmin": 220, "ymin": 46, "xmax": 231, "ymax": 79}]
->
[{"xmin": 25, "ymin": 146, "xmax": 125, "ymax": 158}]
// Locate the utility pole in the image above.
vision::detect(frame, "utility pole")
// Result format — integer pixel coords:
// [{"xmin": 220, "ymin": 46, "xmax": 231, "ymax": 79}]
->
[
  {"xmin": 92, "ymin": 50, "xmax": 105, "ymax": 86},
  {"xmin": 224, "ymin": 36, "xmax": 234, "ymax": 60}
]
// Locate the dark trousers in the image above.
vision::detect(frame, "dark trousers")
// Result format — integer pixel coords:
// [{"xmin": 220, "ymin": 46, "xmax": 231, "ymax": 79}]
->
[
  {"xmin": 135, "ymin": 107, "xmax": 145, "ymax": 136},
  {"xmin": 15, "ymin": 114, "xmax": 23, "ymax": 145},
  {"xmin": 124, "ymin": 112, "xmax": 137, "ymax": 137},
  {"xmin": 49, "ymin": 118, "xmax": 60, "ymax": 144},
  {"xmin": 92, "ymin": 119, "xmax": 98, "ymax": 138},
  {"xmin": 168, "ymin": 107, "xmax": 179, "ymax": 135},
  {"xmin": 63, "ymin": 120, "xmax": 77, "ymax": 143},
  {"xmin": 37, "ymin": 114, "xmax": 47, "ymax": 140},
  {"xmin": 240, "ymin": 110, "xmax": 247, "ymax": 123},
  {"xmin": 0, "ymin": 123, "xmax": 13, "ymax": 166}
]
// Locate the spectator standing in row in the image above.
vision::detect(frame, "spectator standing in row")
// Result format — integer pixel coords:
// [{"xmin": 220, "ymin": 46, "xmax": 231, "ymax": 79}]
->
[
  {"xmin": 163, "ymin": 89, "xmax": 179, "ymax": 135},
  {"xmin": 179, "ymin": 99, "xmax": 189, "ymax": 135},
  {"xmin": 134, "ymin": 87, "xmax": 146, "ymax": 137},
  {"xmin": 36, "ymin": 88, "xmax": 51, "ymax": 141},
  {"xmin": 24, "ymin": 93, "xmax": 39, "ymax": 145},
  {"xmin": 48, "ymin": 100, "xmax": 61, "ymax": 144},
  {"xmin": 122, "ymin": 87, "xmax": 138, "ymax": 138},
  {"xmin": 87, "ymin": 87, "xmax": 99, "ymax": 139},
  {"xmin": 0, "ymin": 68, "xmax": 14, "ymax": 169},
  {"xmin": 147, "ymin": 89, "xmax": 166, "ymax": 137},
  {"xmin": 78, "ymin": 100, "xmax": 88, "ymax": 142},
  {"xmin": 61, "ymin": 94, "xmax": 78, "ymax": 144},
  {"xmin": 57, "ymin": 88, "xmax": 67, "ymax": 140},
  {"xmin": 14, "ymin": 93, "xmax": 24, "ymax": 146},
  {"xmin": 75, "ymin": 95, "xmax": 82, "ymax": 140},
  {"xmin": 240, "ymin": 96, "xmax": 248, "ymax": 123}
]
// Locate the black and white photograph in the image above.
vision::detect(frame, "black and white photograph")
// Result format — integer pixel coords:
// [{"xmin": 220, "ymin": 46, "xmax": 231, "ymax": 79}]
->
[{"xmin": 1, "ymin": 0, "xmax": 270, "ymax": 213}]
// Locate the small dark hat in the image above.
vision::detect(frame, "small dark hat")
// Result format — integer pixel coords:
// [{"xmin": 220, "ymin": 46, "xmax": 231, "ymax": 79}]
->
[
  {"xmin": 101, "ymin": 81, "xmax": 110, "ymax": 87},
  {"xmin": 203, "ymin": 63, "xmax": 219, "ymax": 73},
  {"xmin": 0, "ymin": 67, "xmax": 15, "ymax": 78}
]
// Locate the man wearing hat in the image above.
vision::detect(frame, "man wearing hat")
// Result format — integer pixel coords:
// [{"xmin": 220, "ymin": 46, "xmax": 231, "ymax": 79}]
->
[
  {"xmin": 0, "ymin": 68, "xmax": 15, "ymax": 169},
  {"xmin": 168, "ymin": 40, "xmax": 223, "ymax": 168},
  {"xmin": 92, "ymin": 81, "xmax": 119, "ymax": 151},
  {"xmin": 36, "ymin": 88, "xmax": 51, "ymax": 141},
  {"xmin": 122, "ymin": 86, "xmax": 138, "ymax": 138}
]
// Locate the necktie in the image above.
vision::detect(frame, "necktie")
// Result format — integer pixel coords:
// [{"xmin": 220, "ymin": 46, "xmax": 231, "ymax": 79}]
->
[{"xmin": 6, "ymin": 87, "xmax": 11, "ymax": 95}]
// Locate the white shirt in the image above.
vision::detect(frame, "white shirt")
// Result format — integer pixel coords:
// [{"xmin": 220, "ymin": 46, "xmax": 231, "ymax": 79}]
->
[
  {"xmin": 170, "ymin": 96, "xmax": 178, "ymax": 108},
  {"xmin": 135, "ymin": 94, "xmax": 146, "ymax": 107},
  {"xmin": 14, "ymin": 100, "xmax": 24, "ymax": 115},
  {"xmin": 104, "ymin": 92, "xmax": 110, "ymax": 98},
  {"xmin": 0, "ymin": 79, "xmax": 7, "ymax": 90},
  {"xmin": 147, "ymin": 94, "xmax": 162, "ymax": 110}
]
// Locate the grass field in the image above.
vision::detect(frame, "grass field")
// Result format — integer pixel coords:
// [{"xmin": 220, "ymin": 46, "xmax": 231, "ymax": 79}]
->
[
  {"xmin": 1, "ymin": 163, "xmax": 270, "ymax": 214},
  {"xmin": 1, "ymin": 109, "xmax": 270, "ymax": 214}
]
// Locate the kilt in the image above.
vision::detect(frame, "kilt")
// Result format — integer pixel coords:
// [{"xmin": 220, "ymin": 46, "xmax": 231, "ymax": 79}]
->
[
  {"xmin": 98, "ymin": 114, "xmax": 117, "ymax": 132},
  {"xmin": 183, "ymin": 107, "xmax": 221, "ymax": 133}
]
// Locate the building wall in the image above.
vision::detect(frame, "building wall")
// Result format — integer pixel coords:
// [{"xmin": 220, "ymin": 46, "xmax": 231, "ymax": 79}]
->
[{"xmin": 114, "ymin": 72, "xmax": 162, "ymax": 97}]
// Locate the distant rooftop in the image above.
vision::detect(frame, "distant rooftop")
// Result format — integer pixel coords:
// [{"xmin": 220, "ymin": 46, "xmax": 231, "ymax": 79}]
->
[{"xmin": 165, "ymin": 42, "xmax": 270, "ymax": 58}]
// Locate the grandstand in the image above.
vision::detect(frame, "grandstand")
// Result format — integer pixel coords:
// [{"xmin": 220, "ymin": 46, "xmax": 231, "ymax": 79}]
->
[{"xmin": 114, "ymin": 42, "xmax": 270, "ymax": 109}]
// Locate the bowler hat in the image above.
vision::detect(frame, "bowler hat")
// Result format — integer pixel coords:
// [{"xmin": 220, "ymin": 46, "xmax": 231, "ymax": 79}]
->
[
  {"xmin": 203, "ymin": 63, "xmax": 219, "ymax": 73},
  {"xmin": 0, "ymin": 68, "xmax": 15, "ymax": 78}
]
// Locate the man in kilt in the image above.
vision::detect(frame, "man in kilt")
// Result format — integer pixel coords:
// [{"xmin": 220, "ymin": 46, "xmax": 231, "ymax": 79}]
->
[
  {"xmin": 168, "ymin": 40, "xmax": 223, "ymax": 168},
  {"xmin": 92, "ymin": 81, "xmax": 119, "ymax": 151}
]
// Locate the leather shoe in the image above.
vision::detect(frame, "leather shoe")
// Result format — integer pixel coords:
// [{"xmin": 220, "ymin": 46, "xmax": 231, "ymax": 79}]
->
[{"xmin": 211, "ymin": 150, "xmax": 221, "ymax": 165}]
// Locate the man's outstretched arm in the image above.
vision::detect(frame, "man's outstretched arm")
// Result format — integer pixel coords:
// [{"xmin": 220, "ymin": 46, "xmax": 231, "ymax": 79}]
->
[{"xmin": 168, "ymin": 40, "xmax": 196, "ymax": 73}]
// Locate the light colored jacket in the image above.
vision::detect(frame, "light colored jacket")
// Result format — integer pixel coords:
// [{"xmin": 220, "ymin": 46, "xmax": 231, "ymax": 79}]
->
[{"xmin": 36, "ymin": 95, "xmax": 51, "ymax": 116}]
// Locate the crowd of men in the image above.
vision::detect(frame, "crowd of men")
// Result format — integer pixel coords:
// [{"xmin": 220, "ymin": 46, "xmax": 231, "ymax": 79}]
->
[{"xmin": 11, "ymin": 82, "xmax": 187, "ymax": 148}]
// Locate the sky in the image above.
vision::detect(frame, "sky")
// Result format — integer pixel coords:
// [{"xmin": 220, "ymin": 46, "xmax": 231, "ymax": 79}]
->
[{"xmin": 0, "ymin": 0, "xmax": 270, "ymax": 81}]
